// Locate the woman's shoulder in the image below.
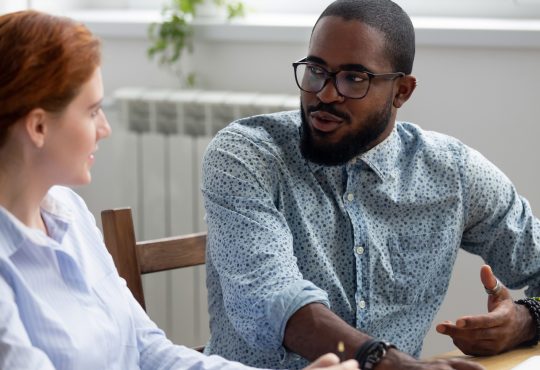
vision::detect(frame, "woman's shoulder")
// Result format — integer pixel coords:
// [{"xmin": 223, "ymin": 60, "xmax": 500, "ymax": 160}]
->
[
  {"xmin": 46, "ymin": 186, "xmax": 98, "ymax": 230},
  {"xmin": 48, "ymin": 186, "xmax": 89, "ymax": 212}
]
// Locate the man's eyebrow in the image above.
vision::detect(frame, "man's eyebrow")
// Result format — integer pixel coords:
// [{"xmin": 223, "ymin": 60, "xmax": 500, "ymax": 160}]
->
[
  {"xmin": 339, "ymin": 63, "xmax": 373, "ymax": 73},
  {"xmin": 305, "ymin": 56, "xmax": 373, "ymax": 73},
  {"xmin": 305, "ymin": 56, "xmax": 327, "ymax": 65}
]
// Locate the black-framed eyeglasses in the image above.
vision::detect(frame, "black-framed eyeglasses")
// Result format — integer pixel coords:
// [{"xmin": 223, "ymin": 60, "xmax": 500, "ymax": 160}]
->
[{"xmin": 292, "ymin": 58, "xmax": 405, "ymax": 99}]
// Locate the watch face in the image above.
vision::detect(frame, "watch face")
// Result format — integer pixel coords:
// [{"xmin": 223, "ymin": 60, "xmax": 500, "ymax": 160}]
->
[
  {"xmin": 357, "ymin": 340, "xmax": 396, "ymax": 370},
  {"xmin": 364, "ymin": 342, "xmax": 388, "ymax": 369}
]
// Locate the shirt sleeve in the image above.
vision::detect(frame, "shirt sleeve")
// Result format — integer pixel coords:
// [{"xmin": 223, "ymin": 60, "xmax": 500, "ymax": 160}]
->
[
  {"xmin": 0, "ymin": 276, "xmax": 55, "ymax": 370},
  {"xmin": 126, "ymin": 287, "xmax": 261, "ymax": 370},
  {"xmin": 460, "ymin": 146, "xmax": 540, "ymax": 296},
  {"xmin": 201, "ymin": 129, "xmax": 330, "ymax": 352},
  {"xmin": 60, "ymin": 186, "xmax": 261, "ymax": 370}
]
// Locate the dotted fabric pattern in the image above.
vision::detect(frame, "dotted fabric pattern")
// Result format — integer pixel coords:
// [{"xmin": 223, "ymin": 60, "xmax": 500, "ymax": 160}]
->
[{"xmin": 202, "ymin": 110, "xmax": 540, "ymax": 369}]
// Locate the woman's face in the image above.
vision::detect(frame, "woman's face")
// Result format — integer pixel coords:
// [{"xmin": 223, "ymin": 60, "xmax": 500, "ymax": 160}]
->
[{"xmin": 40, "ymin": 67, "xmax": 111, "ymax": 186}]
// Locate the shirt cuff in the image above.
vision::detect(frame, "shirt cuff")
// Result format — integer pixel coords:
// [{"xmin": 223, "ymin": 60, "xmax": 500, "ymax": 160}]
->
[{"xmin": 265, "ymin": 280, "xmax": 330, "ymax": 359}]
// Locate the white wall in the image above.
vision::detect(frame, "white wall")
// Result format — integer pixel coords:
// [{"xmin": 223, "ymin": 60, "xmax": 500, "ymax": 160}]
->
[
  {"xmin": 401, "ymin": 45, "xmax": 540, "ymax": 356},
  {"xmin": 79, "ymin": 19, "xmax": 540, "ymax": 358}
]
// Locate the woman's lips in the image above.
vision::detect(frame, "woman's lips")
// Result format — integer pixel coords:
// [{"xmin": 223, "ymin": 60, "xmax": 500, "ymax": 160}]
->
[
  {"xmin": 88, "ymin": 148, "xmax": 98, "ymax": 165},
  {"xmin": 310, "ymin": 111, "xmax": 343, "ymax": 133}
]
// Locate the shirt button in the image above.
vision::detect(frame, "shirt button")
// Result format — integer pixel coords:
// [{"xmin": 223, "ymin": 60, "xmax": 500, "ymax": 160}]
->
[
  {"xmin": 355, "ymin": 246, "xmax": 365, "ymax": 255},
  {"xmin": 347, "ymin": 193, "xmax": 354, "ymax": 202},
  {"xmin": 358, "ymin": 300, "xmax": 366, "ymax": 309}
]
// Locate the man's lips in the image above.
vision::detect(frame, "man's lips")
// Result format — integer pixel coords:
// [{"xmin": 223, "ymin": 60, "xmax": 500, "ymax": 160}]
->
[{"xmin": 310, "ymin": 111, "xmax": 344, "ymax": 133}]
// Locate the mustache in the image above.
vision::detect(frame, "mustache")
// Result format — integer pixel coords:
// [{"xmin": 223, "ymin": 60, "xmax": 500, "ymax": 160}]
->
[{"xmin": 306, "ymin": 102, "xmax": 350, "ymax": 122}]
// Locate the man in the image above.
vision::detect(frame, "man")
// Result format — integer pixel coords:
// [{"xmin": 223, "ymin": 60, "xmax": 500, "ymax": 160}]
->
[{"xmin": 201, "ymin": 0, "xmax": 540, "ymax": 369}]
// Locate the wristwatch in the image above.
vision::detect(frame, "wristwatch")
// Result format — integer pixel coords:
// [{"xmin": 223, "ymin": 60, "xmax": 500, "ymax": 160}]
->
[{"xmin": 355, "ymin": 340, "xmax": 396, "ymax": 370}]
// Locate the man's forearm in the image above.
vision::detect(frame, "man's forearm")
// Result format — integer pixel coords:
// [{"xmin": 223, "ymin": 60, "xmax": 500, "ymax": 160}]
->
[
  {"xmin": 283, "ymin": 299, "xmax": 485, "ymax": 370},
  {"xmin": 283, "ymin": 302, "xmax": 371, "ymax": 361}
]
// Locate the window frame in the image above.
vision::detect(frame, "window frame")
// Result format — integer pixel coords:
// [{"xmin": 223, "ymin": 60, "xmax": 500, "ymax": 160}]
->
[{"xmin": 4, "ymin": 0, "xmax": 540, "ymax": 19}]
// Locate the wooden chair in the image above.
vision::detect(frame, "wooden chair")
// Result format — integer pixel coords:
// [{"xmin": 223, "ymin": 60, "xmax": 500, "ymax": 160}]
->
[{"xmin": 100, "ymin": 207, "xmax": 206, "ymax": 351}]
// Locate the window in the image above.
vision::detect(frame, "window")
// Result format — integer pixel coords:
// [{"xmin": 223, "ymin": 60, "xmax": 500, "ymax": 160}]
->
[
  {"xmin": 2, "ymin": 0, "xmax": 540, "ymax": 18},
  {"xmin": 0, "ymin": 0, "xmax": 168, "ymax": 13},
  {"xmin": 240, "ymin": 0, "xmax": 540, "ymax": 18}
]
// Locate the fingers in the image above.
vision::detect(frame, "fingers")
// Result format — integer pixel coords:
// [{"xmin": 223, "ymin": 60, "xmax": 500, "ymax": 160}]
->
[
  {"xmin": 376, "ymin": 347, "xmax": 486, "ymax": 369},
  {"xmin": 436, "ymin": 321, "xmax": 500, "ymax": 341},
  {"xmin": 455, "ymin": 305, "xmax": 512, "ymax": 330},
  {"xmin": 436, "ymin": 321, "xmax": 454, "ymax": 334},
  {"xmin": 304, "ymin": 353, "xmax": 359, "ymax": 370},
  {"xmin": 437, "ymin": 265, "xmax": 516, "ymax": 355},
  {"xmin": 306, "ymin": 353, "xmax": 339, "ymax": 368},
  {"xmin": 438, "ymin": 265, "xmax": 511, "ymax": 335},
  {"xmin": 437, "ymin": 303, "xmax": 511, "ymax": 333},
  {"xmin": 331, "ymin": 359, "xmax": 358, "ymax": 370},
  {"xmin": 480, "ymin": 265, "xmax": 510, "ymax": 301},
  {"xmin": 480, "ymin": 265, "xmax": 497, "ymax": 291},
  {"xmin": 409, "ymin": 357, "xmax": 486, "ymax": 369},
  {"xmin": 435, "ymin": 302, "xmax": 519, "ymax": 355},
  {"xmin": 443, "ymin": 323, "xmax": 501, "ymax": 340},
  {"xmin": 446, "ymin": 358, "xmax": 486, "ymax": 370}
]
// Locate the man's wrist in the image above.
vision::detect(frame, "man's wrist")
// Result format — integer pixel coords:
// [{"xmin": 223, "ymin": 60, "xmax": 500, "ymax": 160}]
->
[
  {"xmin": 514, "ymin": 297, "xmax": 540, "ymax": 347},
  {"xmin": 354, "ymin": 339, "xmax": 396, "ymax": 369}
]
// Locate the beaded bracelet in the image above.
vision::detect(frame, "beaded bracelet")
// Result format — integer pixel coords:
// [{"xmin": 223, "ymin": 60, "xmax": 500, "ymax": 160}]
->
[{"xmin": 515, "ymin": 297, "xmax": 540, "ymax": 347}]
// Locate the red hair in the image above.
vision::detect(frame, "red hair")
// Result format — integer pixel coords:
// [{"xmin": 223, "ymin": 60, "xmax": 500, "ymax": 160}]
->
[{"xmin": 0, "ymin": 10, "xmax": 101, "ymax": 146}]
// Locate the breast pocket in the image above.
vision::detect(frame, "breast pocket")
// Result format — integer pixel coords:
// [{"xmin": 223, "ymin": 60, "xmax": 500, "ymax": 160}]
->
[{"xmin": 386, "ymin": 232, "xmax": 456, "ymax": 304}]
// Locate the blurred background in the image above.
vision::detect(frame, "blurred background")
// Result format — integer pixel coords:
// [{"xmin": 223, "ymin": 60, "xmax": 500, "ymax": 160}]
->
[{"xmin": 2, "ymin": 0, "xmax": 540, "ymax": 358}]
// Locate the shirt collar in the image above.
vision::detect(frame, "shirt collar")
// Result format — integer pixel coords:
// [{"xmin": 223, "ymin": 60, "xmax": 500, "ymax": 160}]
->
[
  {"xmin": 304, "ymin": 124, "xmax": 400, "ymax": 182},
  {"xmin": 0, "ymin": 188, "xmax": 73, "ymax": 257},
  {"xmin": 357, "ymin": 125, "xmax": 399, "ymax": 182}
]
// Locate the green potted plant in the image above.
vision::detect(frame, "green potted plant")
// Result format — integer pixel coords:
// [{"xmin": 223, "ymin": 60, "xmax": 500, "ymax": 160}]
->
[{"xmin": 148, "ymin": 0, "xmax": 245, "ymax": 86}]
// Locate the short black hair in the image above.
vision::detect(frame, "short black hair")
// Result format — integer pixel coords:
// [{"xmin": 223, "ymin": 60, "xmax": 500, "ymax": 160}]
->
[{"xmin": 314, "ymin": 0, "xmax": 415, "ymax": 74}]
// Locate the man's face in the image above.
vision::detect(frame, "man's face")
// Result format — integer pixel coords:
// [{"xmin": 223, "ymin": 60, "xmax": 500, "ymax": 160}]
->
[{"xmin": 300, "ymin": 16, "xmax": 400, "ymax": 166}]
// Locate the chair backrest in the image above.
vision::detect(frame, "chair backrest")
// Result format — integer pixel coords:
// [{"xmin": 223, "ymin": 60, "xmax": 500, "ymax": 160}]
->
[{"xmin": 100, "ymin": 207, "xmax": 206, "ymax": 310}]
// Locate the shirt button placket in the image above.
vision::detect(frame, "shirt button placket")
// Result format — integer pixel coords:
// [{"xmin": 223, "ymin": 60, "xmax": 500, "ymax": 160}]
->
[{"xmin": 358, "ymin": 300, "xmax": 366, "ymax": 309}]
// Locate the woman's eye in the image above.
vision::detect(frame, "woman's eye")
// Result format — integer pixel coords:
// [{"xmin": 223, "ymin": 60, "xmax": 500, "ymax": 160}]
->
[{"xmin": 91, "ymin": 107, "xmax": 101, "ymax": 118}]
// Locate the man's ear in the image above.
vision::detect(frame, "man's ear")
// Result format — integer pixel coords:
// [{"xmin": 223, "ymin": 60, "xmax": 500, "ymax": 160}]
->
[
  {"xmin": 393, "ymin": 75, "xmax": 417, "ymax": 108},
  {"xmin": 23, "ymin": 108, "xmax": 48, "ymax": 148}
]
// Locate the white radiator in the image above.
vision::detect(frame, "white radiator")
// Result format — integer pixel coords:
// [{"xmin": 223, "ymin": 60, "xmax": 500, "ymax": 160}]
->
[{"xmin": 114, "ymin": 88, "xmax": 299, "ymax": 347}]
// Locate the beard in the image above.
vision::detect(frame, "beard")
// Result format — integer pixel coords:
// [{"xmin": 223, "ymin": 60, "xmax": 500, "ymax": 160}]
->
[{"xmin": 299, "ymin": 98, "xmax": 393, "ymax": 166}]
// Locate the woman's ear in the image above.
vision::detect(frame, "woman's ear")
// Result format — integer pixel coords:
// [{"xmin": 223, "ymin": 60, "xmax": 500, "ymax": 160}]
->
[
  {"xmin": 393, "ymin": 75, "xmax": 417, "ymax": 108},
  {"xmin": 23, "ymin": 108, "xmax": 48, "ymax": 148}
]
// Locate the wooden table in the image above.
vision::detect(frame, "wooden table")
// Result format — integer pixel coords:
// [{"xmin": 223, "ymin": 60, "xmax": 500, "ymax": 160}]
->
[{"xmin": 435, "ymin": 345, "xmax": 539, "ymax": 369}]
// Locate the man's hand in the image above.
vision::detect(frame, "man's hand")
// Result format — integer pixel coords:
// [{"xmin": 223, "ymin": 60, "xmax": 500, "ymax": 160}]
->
[
  {"xmin": 435, "ymin": 265, "xmax": 535, "ymax": 355},
  {"xmin": 285, "ymin": 303, "xmax": 484, "ymax": 369},
  {"xmin": 376, "ymin": 348, "xmax": 485, "ymax": 370},
  {"xmin": 304, "ymin": 353, "xmax": 358, "ymax": 370},
  {"xmin": 303, "ymin": 350, "xmax": 484, "ymax": 370}
]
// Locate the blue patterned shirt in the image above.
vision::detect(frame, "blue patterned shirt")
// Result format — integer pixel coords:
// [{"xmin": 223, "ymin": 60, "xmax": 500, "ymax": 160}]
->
[
  {"xmin": 0, "ymin": 186, "xmax": 259, "ymax": 370},
  {"xmin": 202, "ymin": 110, "xmax": 540, "ymax": 369}
]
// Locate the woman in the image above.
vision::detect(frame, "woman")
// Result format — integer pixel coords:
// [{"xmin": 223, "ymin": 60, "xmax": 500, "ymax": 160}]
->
[{"xmin": 0, "ymin": 10, "xmax": 357, "ymax": 370}]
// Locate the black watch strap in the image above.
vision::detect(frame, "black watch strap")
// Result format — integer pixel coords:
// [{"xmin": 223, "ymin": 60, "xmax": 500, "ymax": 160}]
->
[{"xmin": 355, "ymin": 339, "xmax": 396, "ymax": 370}]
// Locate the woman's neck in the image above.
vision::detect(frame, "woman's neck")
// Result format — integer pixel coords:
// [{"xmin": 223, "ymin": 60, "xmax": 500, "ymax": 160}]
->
[{"xmin": 0, "ymin": 165, "xmax": 49, "ymax": 233}]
